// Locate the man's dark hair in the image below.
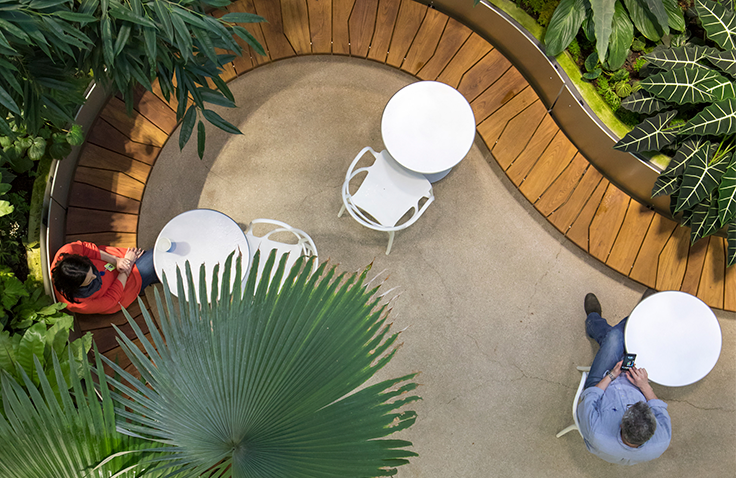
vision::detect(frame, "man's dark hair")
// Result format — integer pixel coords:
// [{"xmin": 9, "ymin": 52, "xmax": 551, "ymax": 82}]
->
[
  {"xmin": 621, "ymin": 401, "xmax": 657, "ymax": 446},
  {"xmin": 51, "ymin": 253, "xmax": 94, "ymax": 303}
]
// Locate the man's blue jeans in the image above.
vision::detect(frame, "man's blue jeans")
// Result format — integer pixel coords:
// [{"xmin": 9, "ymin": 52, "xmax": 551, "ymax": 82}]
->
[
  {"xmin": 136, "ymin": 249, "xmax": 160, "ymax": 294},
  {"xmin": 585, "ymin": 313, "xmax": 628, "ymax": 389}
]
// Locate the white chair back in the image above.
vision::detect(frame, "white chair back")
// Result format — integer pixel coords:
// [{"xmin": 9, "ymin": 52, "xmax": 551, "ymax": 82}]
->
[
  {"xmin": 244, "ymin": 219, "xmax": 318, "ymax": 285},
  {"xmin": 556, "ymin": 366, "xmax": 590, "ymax": 438}
]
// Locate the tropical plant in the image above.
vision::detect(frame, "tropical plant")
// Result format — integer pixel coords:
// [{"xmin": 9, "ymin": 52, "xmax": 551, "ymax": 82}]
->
[
  {"xmin": 0, "ymin": 0, "xmax": 265, "ymax": 159},
  {"xmin": 1, "ymin": 251, "xmax": 420, "ymax": 476},
  {"xmin": 543, "ymin": 0, "xmax": 685, "ymax": 69},
  {"xmin": 614, "ymin": 0, "xmax": 736, "ymax": 266},
  {"xmin": 0, "ymin": 119, "xmax": 85, "ymax": 175}
]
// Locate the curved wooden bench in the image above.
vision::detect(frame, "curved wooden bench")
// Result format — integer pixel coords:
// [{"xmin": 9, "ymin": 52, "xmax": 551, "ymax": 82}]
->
[{"xmin": 53, "ymin": 0, "xmax": 734, "ymax": 368}]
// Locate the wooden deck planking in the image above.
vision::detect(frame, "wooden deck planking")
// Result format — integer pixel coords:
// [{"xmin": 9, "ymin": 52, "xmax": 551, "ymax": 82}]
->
[
  {"xmin": 68, "ymin": 182, "xmax": 140, "ymax": 215},
  {"xmin": 78, "ymin": 144, "xmax": 152, "ymax": 183},
  {"xmin": 548, "ymin": 167, "xmax": 604, "ymax": 233},
  {"xmin": 697, "ymin": 236, "xmax": 726, "ymax": 309},
  {"xmin": 64, "ymin": 232, "xmax": 137, "ymax": 249},
  {"xmin": 401, "ymin": 8, "xmax": 447, "ymax": 75},
  {"xmin": 349, "ymin": 0, "xmax": 378, "ymax": 58},
  {"xmin": 308, "ymin": 0, "xmax": 333, "ymax": 54},
  {"xmin": 228, "ymin": 0, "xmax": 272, "ymax": 65},
  {"xmin": 416, "ymin": 18, "xmax": 472, "ymax": 81},
  {"xmin": 724, "ymin": 260, "xmax": 736, "ymax": 310},
  {"xmin": 78, "ymin": 299, "xmax": 147, "ymax": 332},
  {"xmin": 680, "ymin": 237, "xmax": 709, "ymax": 296},
  {"xmin": 385, "ymin": 0, "xmax": 426, "ymax": 68},
  {"xmin": 654, "ymin": 224, "xmax": 690, "ymax": 291},
  {"xmin": 436, "ymin": 33, "xmax": 492, "ymax": 88},
  {"xmin": 98, "ymin": 97, "xmax": 169, "ymax": 147},
  {"xmin": 367, "ymin": 0, "xmax": 401, "ymax": 62},
  {"xmin": 253, "ymin": 0, "xmax": 296, "ymax": 60},
  {"xmin": 587, "ymin": 185, "xmax": 630, "ymax": 263},
  {"xmin": 210, "ymin": 9, "xmax": 255, "ymax": 75},
  {"xmin": 281, "ymin": 0, "xmax": 312, "ymax": 55},
  {"xmin": 87, "ymin": 119, "xmax": 162, "ymax": 165},
  {"xmin": 565, "ymin": 180, "xmax": 610, "ymax": 251},
  {"xmin": 469, "ymin": 67, "xmax": 528, "ymax": 122},
  {"xmin": 506, "ymin": 128, "xmax": 564, "ymax": 187},
  {"xmin": 534, "ymin": 154, "xmax": 589, "ymax": 217},
  {"xmin": 457, "ymin": 49, "xmax": 512, "ymax": 103},
  {"xmin": 629, "ymin": 214, "xmax": 678, "ymax": 287},
  {"xmin": 66, "ymin": 208, "xmax": 138, "ymax": 236},
  {"xmin": 129, "ymin": 85, "xmax": 179, "ymax": 134},
  {"xmin": 474, "ymin": 87, "xmax": 538, "ymax": 147},
  {"xmin": 73, "ymin": 167, "xmax": 145, "ymax": 201},
  {"xmin": 491, "ymin": 100, "xmax": 547, "ymax": 171},
  {"xmin": 518, "ymin": 132, "xmax": 578, "ymax": 202},
  {"xmin": 606, "ymin": 202, "xmax": 655, "ymax": 275}
]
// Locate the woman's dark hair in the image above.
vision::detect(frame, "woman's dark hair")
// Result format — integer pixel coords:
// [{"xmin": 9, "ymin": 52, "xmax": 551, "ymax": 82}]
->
[{"xmin": 51, "ymin": 253, "xmax": 94, "ymax": 303}]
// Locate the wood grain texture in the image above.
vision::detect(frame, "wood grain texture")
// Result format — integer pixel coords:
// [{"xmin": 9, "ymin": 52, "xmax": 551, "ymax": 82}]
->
[
  {"xmin": 519, "ymin": 131, "xmax": 578, "ymax": 202},
  {"xmin": 308, "ymin": 0, "xmax": 333, "ymax": 53},
  {"xmin": 401, "ymin": 8, "xmax": 447, "ymax": 75},
  {"xmin": 334, "ymin": 0, "xmax": 358, "ymax": 55},
  {"xmin": 565, "ymin": 179, "xmax": 609, "ymax": 251},
  {"xmin": 470, "ymin": 66, "xmax": 528, "ymax": 123},
  {"xmin": 253, "ymin": 0, "xmax": 296, "ymax": 59},
  {"xmin": 68, "ymin": 182, "xmax": 141, "ymax": 215},
  {"xmin": 282, "ymin": 0, "xmax": 312, "ymax": 54},
  {"xmin": 724, "ymin": 258, "xmax": 736, "ymax": 311},
  {"xmin": 78, "ymin": 143, "xmax": 152, "ymax": 183},
  {"xmin": 534, "ymin": 154, "xmax": 588, "ymax": 217},
  {"xmin": 628, "ymin": 214, "xmax": 678, "ymax": 287},
  {"xmin": 588, "ymin": 185, "xmax": 630, "ymax": 262},
  {"xmin": 606, "ymin": 201, "xmax": 655, "ymax": 275},
  {"xmin": 227, "ymin": 0, "xmax": 270, "ymax": 65},
  {"xmin": 66, "ymin": 207, "xmax": 138, "ymax": 235},
  {"xmin": 697, "ymin": 236, "xmax": 725, "ymax": 309},
  {"xmin": 64, "ymin": 232, "xmax": 138, "ymax": 249},
  {"xmin": 548, "ymin": 167, "xmax": 604, "ymax": 233},
  {"xmin": 491, "ymin": 100, "xmax": 546, "ymax": 171},
  {"xmin": 474, "ymin": 86, "xmax": 538, "ymax": 147},
  {"xmin": 349, "ymin": 0, "xmax": 379, "ymax": 58},
  {"xmin": 416, "ymin": 17, "xmax": 472, "ymax": 80},
  {"xmin": 654, "ymin": 224, "xmax": 690, "ymax": 291},
  {"xmin": 457, "ymin": 49, "xmax": 511, "ymax": 103},
  {"xmin": 210, "ymin": 9, "xmax": 255, "ymax": 75},
  {"xmin": 436, "ymin": 33, "xmax": 492, "ymax": 88},
  {"xmin": 680, "ymin": 236, "xmax": 709, "ymax": 296},
  {"xmin": 79, "ymin": 299, "xmax": 146, "ymax": 332},
  {"xmin": 87, "ymin": 119, "xmax": 161, "ymax": 165},
  {"xmin": 386, "ymin": 0, "xmax": 426, "ymax": 67},
  {"xmin": 505, "ymin": 126, "xmax": 562, "ymax": 187},
  {"xmin": 98, "ymin": 97, "xmax": 168, "ymax": 147},
  {"xmin": 73, "ymin": 167, "xmax": 145, "ymax": 201},
  {"xmin": 130, "ymin": 85, "xmax": 179, "ymax": 134}
]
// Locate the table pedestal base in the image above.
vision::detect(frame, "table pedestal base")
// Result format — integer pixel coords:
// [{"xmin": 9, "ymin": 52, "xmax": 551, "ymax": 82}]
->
[{"xmin": 425, "ymin": 168, "xmax": 452, "ymax": 183}]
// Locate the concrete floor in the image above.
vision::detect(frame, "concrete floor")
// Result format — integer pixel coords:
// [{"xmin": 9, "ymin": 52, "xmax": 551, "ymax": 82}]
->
[{"xmin": 139, "ymin": 56, "xmax": 735, "ymax": 477}]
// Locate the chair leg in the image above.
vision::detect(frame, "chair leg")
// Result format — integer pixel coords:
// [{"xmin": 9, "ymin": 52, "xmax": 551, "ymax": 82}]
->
[
  {"xmin": 338, "ymin": 204, "xmax": 346, "ymax": 217},
  {"xmin": 556, "ymin": 425, "xmax": 578, "ymax": 438},
  {"xmin": 386, "ymin": 231, "xmax": 395, "ymax": 255}
]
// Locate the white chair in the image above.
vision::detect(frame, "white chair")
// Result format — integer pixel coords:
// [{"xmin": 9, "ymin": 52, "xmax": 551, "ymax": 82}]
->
[
  {"xmin": 556, "ymin": 366, "xmax": 591, "ymax": 438},
  {"xmin": 244, "ymin": 219, "xmax": 318, "ymax": 284},
  {"xmin": 338, "ymin": 146, "xmax": 434, "ymax": 255}
]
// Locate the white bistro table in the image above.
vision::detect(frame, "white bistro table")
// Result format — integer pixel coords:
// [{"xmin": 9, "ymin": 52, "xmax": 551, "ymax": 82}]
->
[
  {"xmin": 625, "ymin": 291, "xmax": 722, "ymax": 387},
  {"xmin": 153, "ymin": 209, "xmax": 250, "ymax": 301},
  {"xmin": 381, "ymin": 81, "xmax": 476, "ymax": 182}
]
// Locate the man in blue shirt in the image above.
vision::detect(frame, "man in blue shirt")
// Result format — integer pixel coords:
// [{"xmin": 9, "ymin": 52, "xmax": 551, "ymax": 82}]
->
[{"xmin": 576, "ymin": 293, "xmax": 672, "ymax": 465}]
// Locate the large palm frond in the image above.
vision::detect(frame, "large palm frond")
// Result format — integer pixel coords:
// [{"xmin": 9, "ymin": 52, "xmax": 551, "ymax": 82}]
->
[
  {"xmin": 0, "ymin": 349, "xmax": 156, "ymax": 477},
  {"xmin": 105, "ymin": 251, "xmax": 420, "ymax": 478}
]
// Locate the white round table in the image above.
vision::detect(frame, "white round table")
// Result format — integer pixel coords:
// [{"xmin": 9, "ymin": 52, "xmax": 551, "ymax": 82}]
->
[
  {"xmin": 153, "ymin": 209, "xmax": 250, "ymax": 301},
  {"xmin": 381, "ymin": 81, "xmax": 476, "ymax": 182},
  {"xmin": 625, "ymin": 291, "xmax": 722, "ymax": 387}
]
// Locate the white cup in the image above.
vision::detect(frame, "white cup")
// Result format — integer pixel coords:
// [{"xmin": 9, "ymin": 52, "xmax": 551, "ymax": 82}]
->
[{"xmin": 158, "ymin": 237, "xmax": 173, "ymax": 252}]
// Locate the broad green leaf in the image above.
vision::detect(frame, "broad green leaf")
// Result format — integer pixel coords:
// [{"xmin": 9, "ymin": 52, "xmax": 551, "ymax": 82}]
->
[
  {"xmin": 663, "ymin": 139, "xmax": 702, "ymax": 179},
  {"xmin": 233, "ymin": 25, "xmax": 266, "ymax": 56},
  {"xmin": 621, "ymin": 90, "xmax": 669, "ymax": 113},
  {"xmin": 16, "ymin": 322, "xmax": 46, "ymax": 381},
  {"xmin": 696, "ymin": 0, "xmax": 736, "ymax": 50},
  {"xmin": 220, "ymin": 12, "xmax": 267, "ymax": 24},
  {"xmin": 623, "ymin": 0, "xmax": 663, "ymax": 41},
  {"xmin": 0, "ymin": 200, "xmax": 12, "ymax": 216},
  {"xmin": 706, "ymin": 75, "xmax": 736, "ymax": 100},
  {"xmin": 641, "ymin": 67, "xmax": 721, "ymax": 104},
  {"xmin": 113, "ymin": 22, "xmax": 131, "ymax": 58},
  {"xmin": 707, "ymin": 49, "xmax": 736, "ymax": 77},
  {"xmin": 198, "ymin": 88, "xmax": 236, "ymax": 108},
  {"xmin": 179, "ymin": 105, "xmax": 196, "ymax": 150},
  {"xmin": 606, "ymin": 1, "xmax": 634, "ymax": 69},
  {"xmin": 645, "ymin": 45, "xmax": 715, "ymax": 70},
  {"xmin": 0, "ymin": 330, "xmax": 18, "ymax": 377},
  {"xmin": 66, "ymin": 124, "xmax": 84, "ymax": 146},
  {"xmin": 651, "ymin": 174, "xmax": 680, "ymax": 197},
  {"xmin": 202, "ymin": 109, "xmax": 241, "ymax": 135},
  {"xmin": 0, "ymin": 271, "xmax": 28, "ymax": 310},
  {"xmin": 0, "ymin": 84, "xmax": 20, "ymax": 115},
  {"xmin": 663, "ymin": 0, "xmax": 686, "ymax": 31},
  {"xmin": 642, "ymin": 0, "xmax": 670, "ymax": 36},
  {"xmin": 45, "ymin": 315, "xmax": 72, "ymax": 358},
  {"xmin": 702, "ymin": 192, "xmax": 724, "ymax": 237},
  {"xmin": 718, "ymin": 157, "xmax": 736, "ymax": 223},
  {"xmin": 27, "ymin": 137, "xmax": 46, "ymax": 160},
  {"xmin": 613, "ymin": 110, "xmax": 678, "ymax": 152},
  {"xmin": 544, "ymin": 0, "xmax": 587, "ymax": 57},
  {"xmin": 676, "ymin": 142, "xmax": 730, "ymax": 212},
  {"xmin": 591, "ymin": 0, "xmax": 616, "ymax": 62},
  {"xmin": 680, "ymin": 98, "xmax": 736, "ymax": 135},
  {"xmin": 729, "ymin": 221, "xmax": 736, "ymax": 265},
  {"xmin": 197, "ymin": 119, "xmax": 205, "ymax": 159},
  {"xmin": 689, "ymin": 193, "xmax": 719, "ymax": 243}
]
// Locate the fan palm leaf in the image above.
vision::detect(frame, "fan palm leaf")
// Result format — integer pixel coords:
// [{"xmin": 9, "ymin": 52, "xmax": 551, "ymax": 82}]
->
[
  {"xmin": 0, "ymin": 349, "xmax": 156, "ymax": 477},
  {"xmin": 103, "ymin": 250, "xmax": 420, "ymax": 478}
]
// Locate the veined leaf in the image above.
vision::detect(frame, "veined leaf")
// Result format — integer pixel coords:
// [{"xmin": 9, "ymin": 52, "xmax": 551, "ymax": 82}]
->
[
  {"xmin": 651, "ymin": 174, "xmax": 680, "ymax": 197},
  {"xmin": 641, "ymin": 67, "xmax": 721, "ymax": 104},
  {"xmin": 680, "ymin": 98, "xmax": 736, "ymax": 135},
  {"xmin": 663, "ymin": 0, "xmax": 686, "ymax": 31},
  {"xmin": 613, "ymin": 110, "xmax": 678, "ymax": 152},
  {"xmin": 706, "ymin": 76, "xmax": 736, "ymax": 100},
  {"xmin": 676, "ymin": 142, "xmax": 730, "ymax": 212},
  {"xmin": 645, "ymin": 45, "xmax": 716, "ymax": 70},
  {"xmin": 696, "ymin": 0, "xmax": 736, "ymax": 50},
  {"xmin": 702, "ymin": 192, "xmax": 724, "ymax": 237},
  {"xmin": 707, "ymin": 49, "xmax": 736, "ymax": 77},
  {"xmin": 663, "ymin": 139, "xmax": 702, "ymax": 178},
  {"xmin": 591, "ymin": 0, "xmax": 616, "ymax": 62},
  {"xmin": 718, "ymin": 157, "xmax": 736, "ymax": 223},
  {"xmin": 728, "ymin": 221, "xmax": 736, "ymax": 265},
  {"xmin": 606, "ymin": 1, "xmax": 634, "ymax": 70},
  {"xmin": 689, "ymin": 193, "xmax": 720, "ymax": 243},
  {"xmin": 623, "ymin": 0, "xmax": 663, "ymax": 41},
  {"xmin": 544, "ymin": 0, "xmax": 587, "ymax": 57},
  {"xmin": 620, "ymin": 90, "xmax": 669, "ymax": 113}
]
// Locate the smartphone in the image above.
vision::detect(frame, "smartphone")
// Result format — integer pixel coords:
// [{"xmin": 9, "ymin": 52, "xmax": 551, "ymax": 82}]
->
[{"xmin": 621, "ymin": 353, "xmax": 636, "ymax": 371}]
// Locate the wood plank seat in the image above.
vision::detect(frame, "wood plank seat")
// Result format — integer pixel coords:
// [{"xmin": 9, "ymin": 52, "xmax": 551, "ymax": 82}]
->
[{"xmin": 58, "ymin": 0, "xmax": 734, "ymax": 377}]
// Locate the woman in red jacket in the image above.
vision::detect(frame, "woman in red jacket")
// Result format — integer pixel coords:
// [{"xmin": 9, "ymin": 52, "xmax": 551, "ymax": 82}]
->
[{"xmin": 51, "ymin": 241, "xmax": 159, "ymax": 315}]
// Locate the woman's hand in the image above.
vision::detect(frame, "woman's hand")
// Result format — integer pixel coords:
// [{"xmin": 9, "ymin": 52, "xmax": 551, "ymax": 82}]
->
[{"xmin": 124, "ymin": 247, "xmax": 144, "ymax": 263}]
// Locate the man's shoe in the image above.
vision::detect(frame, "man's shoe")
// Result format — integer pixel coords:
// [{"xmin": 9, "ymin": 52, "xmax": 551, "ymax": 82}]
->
[
  {"xmin": 584, "ymin": 293, "xmax": 602, "ymax": 316},
  {"xmin": 639, "ymin": 288, "xmax": 657, "ymax": 303}
]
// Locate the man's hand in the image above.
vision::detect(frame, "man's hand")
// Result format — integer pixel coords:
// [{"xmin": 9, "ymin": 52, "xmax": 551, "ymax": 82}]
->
[
  {"xmin": 596, "ymin": 360, "xmax": 623, "ymax": 391},
  {"xmin": 610, "ymin": 360, "xmax": 623, "ymax": 380},
  {"xmin": 627, "ymin": 366, "xmax": 658, "ymax": 401}
]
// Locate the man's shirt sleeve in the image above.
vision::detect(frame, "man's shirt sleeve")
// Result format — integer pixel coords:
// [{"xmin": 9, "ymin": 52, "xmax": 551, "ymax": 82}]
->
[{"xmin": 577, "ymin": 387, "xmax": 604, "ymax": 439}]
